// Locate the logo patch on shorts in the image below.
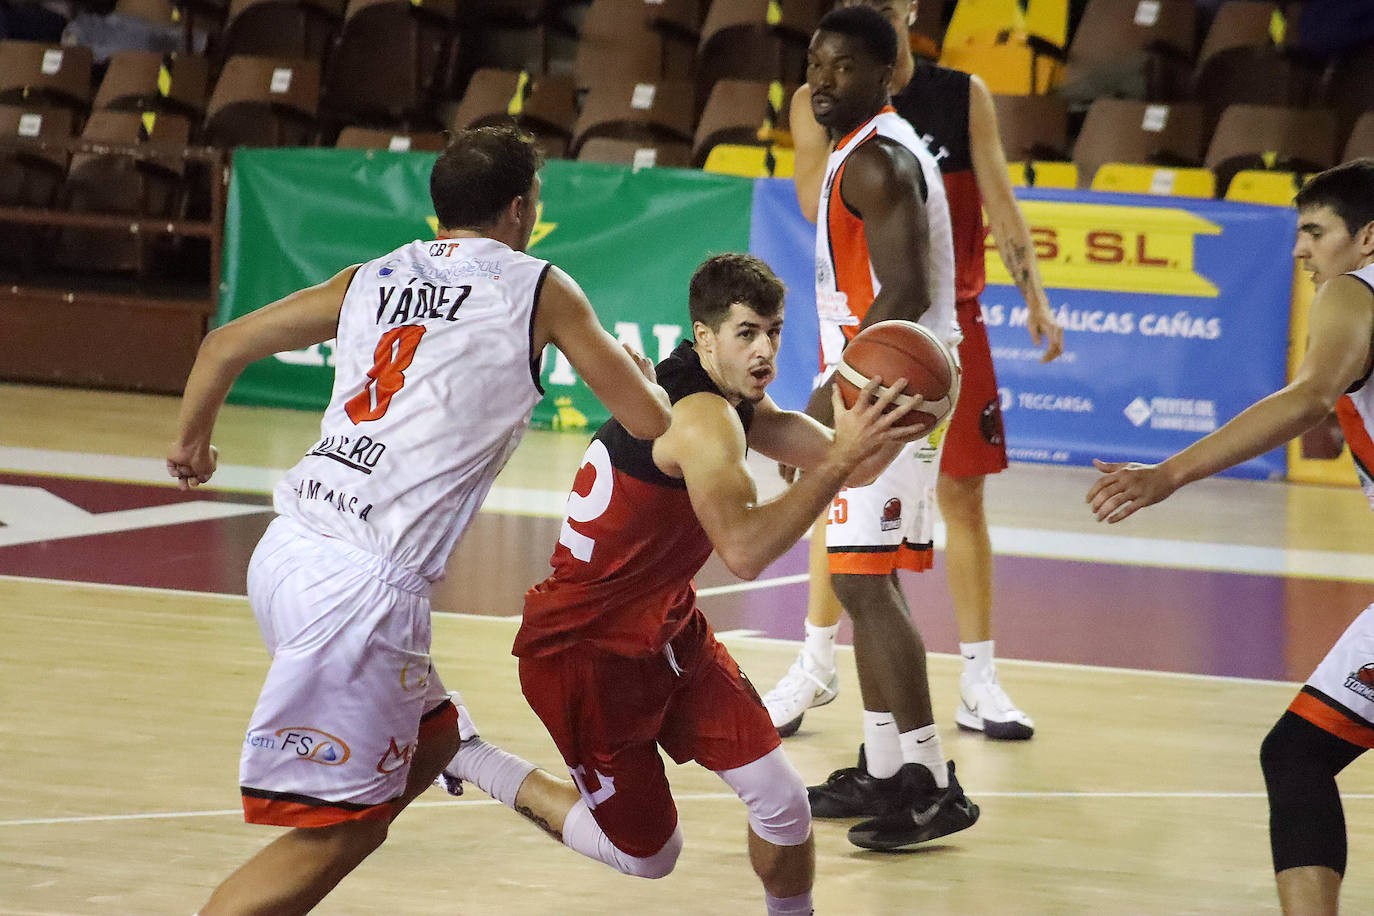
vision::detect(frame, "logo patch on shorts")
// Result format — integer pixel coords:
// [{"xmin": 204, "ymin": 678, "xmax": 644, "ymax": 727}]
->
[
  {"xmin": 881, "ymin": 498, "xmax": 902, "ymax": 531},
  {"xmin": 376, "ymin": 737, "xmax": 415, "ymax": 774},
  {"xmin": 273, "ymin": 727, "xmax": 351, "ymax": 765},
  {"xmin": 1346, "ymin": 664, "xmax": 1374, "ymax": 702},
  {"xmin": 979, "ymin": 398, "xmax": 1005, "ymax": 447}
]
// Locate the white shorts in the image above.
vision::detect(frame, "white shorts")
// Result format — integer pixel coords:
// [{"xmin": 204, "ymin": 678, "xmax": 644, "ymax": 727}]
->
[
  {"xmin": 1289, "ymin": 602, "xmax": 1374, "ymax": 748},
  {"xmin": 240, "ymin": 516, "xmax": 452, "ymax": 827},
  {"xmin": 825, "ymin": 420, "xmax": 949, "ymax": 575}
]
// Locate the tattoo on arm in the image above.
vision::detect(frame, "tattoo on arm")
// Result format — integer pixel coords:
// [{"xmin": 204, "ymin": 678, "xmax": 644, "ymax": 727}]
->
[{"xmin": 516, "ymin": 803, "xmax": 564, "ymax": 843}]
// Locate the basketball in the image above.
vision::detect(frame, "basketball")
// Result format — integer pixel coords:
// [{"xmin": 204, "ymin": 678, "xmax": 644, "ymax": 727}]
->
[{"xmin": 835, "ymin": 320, "xmax": 960, "ymax": 435}]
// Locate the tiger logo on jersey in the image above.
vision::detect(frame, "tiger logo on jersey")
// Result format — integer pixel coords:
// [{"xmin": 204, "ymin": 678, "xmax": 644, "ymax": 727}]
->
[
  {"xmin": 1344, "ymin": 663, "xmax": 1374, "ymax": 702},
  {"xmin": 881, "ymin": 498, "xmax": 902, "ymax": 531}
]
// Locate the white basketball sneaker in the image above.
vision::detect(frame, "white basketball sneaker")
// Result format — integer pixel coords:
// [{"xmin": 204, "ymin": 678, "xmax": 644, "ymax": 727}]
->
[
  {"xmin": 955, "ymin": 667, "xmax": 1034, "ymax": 740},
  {"xmin": 763, "ymin": 650, "xmax": 840, "ymax": 738},
  {"xmin": 435, "ymin": 690, "xmax": 481, "ymax": 796}
]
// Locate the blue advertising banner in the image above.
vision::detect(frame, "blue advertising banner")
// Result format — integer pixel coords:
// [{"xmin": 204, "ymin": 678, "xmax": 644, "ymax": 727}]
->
[{"xmin": 749, "ymin": 181, "xmax": 1296, "ymax": 480}]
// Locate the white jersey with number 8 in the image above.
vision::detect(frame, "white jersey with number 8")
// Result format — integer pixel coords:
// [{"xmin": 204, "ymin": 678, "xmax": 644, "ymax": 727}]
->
[{"xmin": 274, "ymin": 236, "xmax": 549, "ymax": 581}]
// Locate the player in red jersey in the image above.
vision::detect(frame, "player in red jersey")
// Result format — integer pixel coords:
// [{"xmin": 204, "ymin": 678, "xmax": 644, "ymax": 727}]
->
[
  {"xmin": 763, "ymin": 0, "xmax": 1063, "ymax": 744},
  {"xmin": 438, "ymin": 253, "xmax": 925, "ymax": 915}
]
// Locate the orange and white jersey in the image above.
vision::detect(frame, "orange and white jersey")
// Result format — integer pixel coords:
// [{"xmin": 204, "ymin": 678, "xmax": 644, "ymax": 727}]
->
[
  {"xmin": 815, "ymin": 105, "xmax": 959, "ymax": 370},
  {"xmin": 1332, "ymin": 262, "xmax": 1374, "ymax": 510},
  {"xmin": 275, "ymin": 236, "xmax": 548, "ymax": 582}
]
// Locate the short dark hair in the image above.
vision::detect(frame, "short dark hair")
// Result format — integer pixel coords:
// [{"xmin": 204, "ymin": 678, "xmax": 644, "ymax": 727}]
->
[
  {"xmin": 1294, "ymin": 158, "xmax": 1374, "ymax": 237},
  {"xmin": 689, "ymin": 253, "xmax": 786, "ymax": 330},
  {"xmin": 430, "ymin": 125, "xmax": 544, "ymax": 230},
  {"xmin": 816, "ymin": 5, "xmax": 898, "ymax": 67}
]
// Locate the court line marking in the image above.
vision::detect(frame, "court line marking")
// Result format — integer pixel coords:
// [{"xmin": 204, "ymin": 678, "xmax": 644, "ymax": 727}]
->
[
  {"xmin": 5, "ymin": 445, "xmax": 1374, "ymax": 581},
  {"xmin": 0, "ymin": 573, "xmax": 1305, "ymax": 688},
  {"xmin": 8, "ymin": 790, "xmax": 1374, "ymax": 829}
]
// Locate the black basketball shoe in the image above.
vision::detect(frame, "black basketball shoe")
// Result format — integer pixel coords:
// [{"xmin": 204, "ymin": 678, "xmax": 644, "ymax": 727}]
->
[
  {"xmin": 846, "ymin": 761, "xmax": 980, "ymax": 851},
  {"xmin": 807, "ymin": 745, "xmax": 916, "ymax": 818}
]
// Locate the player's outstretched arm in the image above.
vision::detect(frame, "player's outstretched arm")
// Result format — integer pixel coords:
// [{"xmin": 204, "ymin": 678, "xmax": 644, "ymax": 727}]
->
[
  {"xmin": 967, "ymin": 74, "xmax": 1063, "ymax": 363},
  {"xmin": 534, "ymin": 266, "xmax": 671, "ymax": 440},
  {"xmin": 790, "ymin": 84, "xmax": 829, "ymax": 224},
  {"xmin": 1087, "ymin": 274, "xmax": 1374, "ymax": 523},
  {"xmin": 167, "ymin": 265, "xmax": 357, "ymax": 490},
  {"xmin": 658, "ymin": 380, "xmax": 917, "ymax": 579},
  {"xmin": 844, "ymin": 139, "xmax": 932, "ymax": 328}
]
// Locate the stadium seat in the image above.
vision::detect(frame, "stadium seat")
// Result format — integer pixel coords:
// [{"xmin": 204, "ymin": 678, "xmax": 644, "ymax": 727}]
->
[
  {"xmin": 323, "ymin": 0, "xmax": 457, "ymax": 128},
  {"xmin": 1205, "ymin": 104, "xmax": 1336, "ymax": 195},
  {"xmin": 1322, "ymin": 43, "xmax": 1374, "ymax": 150},
  {"xmin": 1060, "ymin": 0, "xmax": 1195, "ymax": 103},
  {"xmin": 0, "ymin": 41, "xmax": 94, "ymax": 116},
  {"xmin": 937, "ymin": 28, "xmax": 1063, "ymax": 95},
  {"xmin": 1007, "ymin": 160, "xmax": 1077, "ymax": 188},
  {"xmin": 334, "ymin": 125, "xmax": 446, "ymax": 150},
  {"xmin": 691, "ymin": 78, "xmax": 789, "ymax": 167},
  {"xmin": 573, "ymin": 0, "xmax": 693, "ymax": 93},
  {"xmin": 1072, "ymin": 99, "xmax": 1205, "ymax": 189},
  {"xmin": 447, "ymin": 68, "xmax": 576, "ymax": 155},
  {"xmin": 457, "ymin": 0, "xmax": 550, "ymax": 74},
  {"xmin": 1343, "ymin": 111, "xmax": 1374, "ymax": 163},
  {"xmin": 1197, "ymin": 1, "xmax": 1282, "ymax": 68},
  {"xmin": 220, "ymin": 0, "xmax": 344, "ymax": 62},
  {"xmin": 94, "ymin": 51, "xmax": 210, "ymax": 122},
  {"xmin": 701, "ymin": 141, "xmax": 793, "ymax": 177},
  {"xmin": 570, "ymin": 78, "xmax": 695, "ymax": 157},
  {"xmin": 204, "ymin": 55, "xmax": 320, "ymax": 146},
  {"xmin": 1191, "ymin": 45, "xmax": 1321, "ymax": 137},
  {"xmin": 577, "ymin": 136, "xmax": 693, "ymax": 169},
  {"xmin": 991, "ymin": 92, "xmax": 1069, "ymax": 162},
  {"xmin": 0, "ymin": 103, "xmax": 73, "ymax": 268},
  {"xmin": 1223, "ymin": 168, "xmax": 1301, "ymax": 204},
  {"xmin": 695, "ymin": 0, "xmax": 816, "ymax": 101},
  {"xmin": 1090, "ymin": 162, "xmax": 1215, "ymax": 197}
]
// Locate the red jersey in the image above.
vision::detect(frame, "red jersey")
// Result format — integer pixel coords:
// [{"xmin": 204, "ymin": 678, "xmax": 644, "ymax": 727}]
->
[
  {"xmin": 513, "ymin": 341, "xmax": 755, "ymax": 658},
  {"xmin": 893, "ymin": 63, "xmax": 987, "ymax": 310}
]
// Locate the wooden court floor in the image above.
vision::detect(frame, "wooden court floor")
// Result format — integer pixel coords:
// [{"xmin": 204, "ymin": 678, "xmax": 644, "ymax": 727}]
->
[{"xmin": 6, "ymin": 382, "xmax": 1374, "ymax": 915}]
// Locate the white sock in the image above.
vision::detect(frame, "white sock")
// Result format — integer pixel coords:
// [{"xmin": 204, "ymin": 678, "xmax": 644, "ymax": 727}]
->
[
  {"xmin": 960, "ymin": 639, "xmax": 995, "ymax": 681},
  {"xmin": 766, "ymin": 890, "xmax": 814, "ymax": 915},
  {"xmin": 899, "ymin": 724, "xmax": 948, "ymax": 788},
  {"xmin": 802, "ymin": 621, "xmax": 839, "ymax": 672},
  {"xmin": 862, "ymin": 710, "xmax": 902, "ymax": 779},
  {"xmin": 444, "ymin": 737, "xmax": 535, "ymax": 808}
]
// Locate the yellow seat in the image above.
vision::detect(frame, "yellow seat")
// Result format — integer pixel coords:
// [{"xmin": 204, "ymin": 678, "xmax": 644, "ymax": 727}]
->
[
  {"xmin": 943, "ymin": 0, "xmax": 1024, "ymax": 49},
  {"xmin": 1008, "ymin": 160, "xmax": 1077, "ymax": 188},
  {"xmin": 1224, "ymin": 169, "xmax": 1301, "ymax": 204},
  {"xmin": 939, "ymin": 29, "xmax": 1063, "ymax": 95},
  {"xmin": 1091, "ymin": 163, "xmax": 1215, "ymax": 198},
  {"xmin": 701, "ymin": 143, "xmax": 794, "ymax": 178}
]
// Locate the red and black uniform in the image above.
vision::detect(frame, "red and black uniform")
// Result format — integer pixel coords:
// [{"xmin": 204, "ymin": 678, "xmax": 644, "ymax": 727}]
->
[
  {"xmin": 514, "ymin": 340, "xmax": 781, "ymax": 857},
  {"xmin": 893, "ymin": 62, "xmax": 1010, "ymax": 477}
]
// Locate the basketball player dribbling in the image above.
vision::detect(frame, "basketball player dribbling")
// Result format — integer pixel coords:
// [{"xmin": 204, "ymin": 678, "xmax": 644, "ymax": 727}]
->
[
  {"xmin": 166, "ymin": 125, "xmax": 672, "ymax": 916},
  {"xmin": 1088, "ymin": 158, "xmax": 1374, "ymax": 916},
  {"xmin": 436, "ymin": 252, "xmax": 927, "ymax": 915},
  {"xmin": 764, "ymin": 0, "xmax": 1062, "ymax": 745}
]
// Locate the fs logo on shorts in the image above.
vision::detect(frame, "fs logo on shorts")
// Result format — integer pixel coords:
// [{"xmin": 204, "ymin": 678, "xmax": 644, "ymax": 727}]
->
[
  {"xmin": 881, "ymin": 498, "xmax": 902, "ymax": 532},
  {"xmin": 1346, "ymin": 664, "xmax": 1374, "ymax": 702}
]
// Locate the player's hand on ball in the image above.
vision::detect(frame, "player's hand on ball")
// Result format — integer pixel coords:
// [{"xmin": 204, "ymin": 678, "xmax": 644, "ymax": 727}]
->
[
  {"xmin": 830, "ymin": 376, "xmax": 922, "ymax": 465},
  {"xmin": 1086, "ymin": 458, "xmax": 1177, "ymax": 523},
  {"xmin": 167, "ymin": 443, "xmax": 218, "ymax": 491},
  {"xmin": 623, "ymin": 343, "xmax": 656, "ymax": 384}
]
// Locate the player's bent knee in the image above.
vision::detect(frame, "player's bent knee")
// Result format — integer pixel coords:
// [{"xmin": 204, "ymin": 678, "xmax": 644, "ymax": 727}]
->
[
  {"xmin": 717, "ymin": 747, "xmax": 813, "ymax": 847},
  {"xmin": 1261, "ymin": 711, "xmax": 1359, "ymax": 875},
  {"xmin": 619, "ymin": 827, "xmax": 683, "ymax": 879}
]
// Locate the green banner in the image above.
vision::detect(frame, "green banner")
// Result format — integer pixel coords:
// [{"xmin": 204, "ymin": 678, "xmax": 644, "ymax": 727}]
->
[{"xmin": 220, "ymin": 149, "xmax": 754, "ymax": 429}]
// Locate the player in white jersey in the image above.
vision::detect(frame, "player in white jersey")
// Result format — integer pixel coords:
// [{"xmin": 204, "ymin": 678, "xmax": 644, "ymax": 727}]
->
[
  {"xmin": 166, "ymin": 125, "xmax": 671, "ymax": 916},
  {"xmin": 1088, "ymin": 158, "xmax": 1374, "ymax": 916},
  {"xmin": 780, "ymin": 6, "xmax": 979, "ymax": 853}
]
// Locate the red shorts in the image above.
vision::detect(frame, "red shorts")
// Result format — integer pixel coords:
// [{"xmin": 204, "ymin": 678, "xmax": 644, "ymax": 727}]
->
[
  {"xmin": 940, "ymin": 299, "xmax": 1008, "ymax": 479},
  {"xmin": 517, "ymin": 610, "xmax": 780, "ymax": 858}
]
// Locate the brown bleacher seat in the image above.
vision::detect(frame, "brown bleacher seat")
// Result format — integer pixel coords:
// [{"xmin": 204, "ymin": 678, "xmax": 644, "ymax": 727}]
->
[
  {"xmin": 55, "ymin": 109, "xmax": 192, "ymax": 273},
  {"xmin": 1191, "ymin": 45, "xmax": 1321, "ymax": 137},
  {"xmin": 1061, "ymin": 0, "xmax": 1195, "ymax": 102},
  {"xmin": 1197, "ymin": 1, "xmax": 1281, "ymax": 68},
  {"xmin": 457, "ymin": 0, "xmax": 549, "ymax": 73},
  {"xmin": 577, "ymin": 136, "xmax": 693, "ymax": 168},
  {"xmin": 1342, "ymin": 111, "xmax": 1374, "ymax": 163},
  {"xmin": 1072, "ymin": 98, "xmax": 1205, "ymax": 188},
  {"xmin": 323, "ymin": 0, "xmax": 457, "ymax": 128},
  {"xmin": 990, "ymin": 93, "xmax": 1069, "ymax": 163},
  {"xmin": 0, "ymin": 103, "xmax": 73, "ymax": 268},
  {"xmin": 93, "ymin": 51, "xmax": 210, "ymax": 121},
  {"xmin": 0, "ymin": 41, "xmax": 94, "ymax": 115},
  {"xmin": 335, "ymin": 125, "xmax": 446, "ymax": 150},
  {"xmin": 573, "ymin": 0, "xmax": 693, "ymax": 93},
  {"xmin": 570, "ymin": 78, "xmax": 695, "ymax": 157},
  {"xmin": 204, "ymin": 55, "xmax": 320, "ymax": 146},
  {"xmin": 691, "ymin": 78, "xmax": 789, "ymax": 167},
  {"xmin": 220, "ymin": 0, "xmax": 344, "ymax": 62},
  {"xmin": 694, "ymin": 0, "xmax": 816, "ymax": 101},
  {"xmin": 1323, "ymin": 43, "xmax": 1374, "ymax": 150},
  {"xmin": 447, "ymin": 68, "xmax": 576, "ymax": 155},
  {"xmin": 1205, "ymin": 103, "xmax": 1337, "ymax": 194}
]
